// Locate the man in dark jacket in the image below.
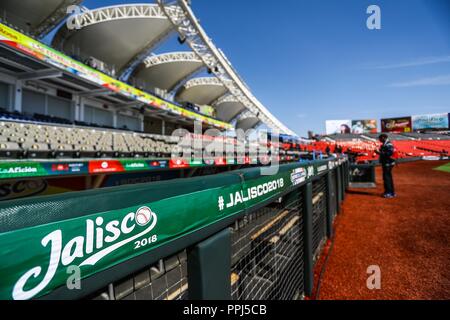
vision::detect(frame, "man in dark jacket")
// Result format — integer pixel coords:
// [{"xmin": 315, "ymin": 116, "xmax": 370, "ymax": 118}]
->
[{"xmin": 376, "ymin": 134, "xmax": 396, "ymax": 198}]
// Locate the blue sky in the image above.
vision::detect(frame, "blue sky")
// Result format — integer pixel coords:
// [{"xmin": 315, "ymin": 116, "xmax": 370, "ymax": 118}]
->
[{"xmin": 75, "ymin": 0, "xmax": 450, "ymax": 136}]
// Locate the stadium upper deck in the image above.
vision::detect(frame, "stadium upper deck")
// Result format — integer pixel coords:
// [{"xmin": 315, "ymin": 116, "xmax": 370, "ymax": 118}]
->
[{"xmin": 0, "ymin": 0, "xmax": 296, "ymax": 138}]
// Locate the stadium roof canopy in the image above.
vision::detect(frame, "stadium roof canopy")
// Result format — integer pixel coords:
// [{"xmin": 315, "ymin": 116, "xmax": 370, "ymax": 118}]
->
[
  {"xmin": 52, "ymin": 4, "xmax": 175, "ymax": 75},
  {"xmin": 0, "ymin": 0, "xmax": 297, "ymax": 135},
  {"xmin": 214, "ymin": 95, "xmax": 246, "ymax": 123},
  {"xmin": 236, "ymin": 116, "xmax": 261, "ymax": 132},
  {"xmin": 133, "ymin": 52, "xmax": 203, "ymax": 92},
  {"xmin": 175, "ymin": 77, "xmax": 230, "ymax": 106},
  {"xmin": 0, "ymin": 0, "xmax": 82, "ymax": 37}
]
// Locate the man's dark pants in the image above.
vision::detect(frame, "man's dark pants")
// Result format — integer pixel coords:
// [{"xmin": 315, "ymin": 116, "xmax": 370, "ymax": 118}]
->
[{"xmin": 382, "ymin": 165, "xmax": 395, "ymax": 195}]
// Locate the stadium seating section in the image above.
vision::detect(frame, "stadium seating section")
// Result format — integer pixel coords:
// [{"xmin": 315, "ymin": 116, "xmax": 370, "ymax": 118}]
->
[
  {"xmin": 1, "ymin": 109, "xmax": 449, "ymax": 163},
  {"xmin": 0, "ymin": 118, "xmax": 272, "ymax": 160},
  {"xmin": 310, "ymin": 133, "xmax": 450, "ymax": 163},
  {"xmin": 0, "ymin": 120, "xmax": 182, "ymax": 159}
]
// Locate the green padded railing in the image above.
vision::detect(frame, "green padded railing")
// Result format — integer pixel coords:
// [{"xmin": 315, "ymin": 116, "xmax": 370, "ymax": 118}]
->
[{"xmin": 0, "ymin": 158, "xmax": 347, "ymax": 300}]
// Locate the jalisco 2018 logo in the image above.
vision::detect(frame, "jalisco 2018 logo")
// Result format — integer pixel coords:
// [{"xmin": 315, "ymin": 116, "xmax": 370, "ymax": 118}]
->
[{"xmin": 11, "ymin": 207, "xmax": 158, "ymax": 300}]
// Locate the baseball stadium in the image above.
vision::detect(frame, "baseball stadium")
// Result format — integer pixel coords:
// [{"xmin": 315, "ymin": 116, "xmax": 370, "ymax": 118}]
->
[{"xmin": 0, "ymin": 0, "xmax": 449, "ymax": 303}]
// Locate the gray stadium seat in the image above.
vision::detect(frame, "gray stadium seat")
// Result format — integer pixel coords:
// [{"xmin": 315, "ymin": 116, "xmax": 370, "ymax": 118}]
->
[
  {"xmin": 50, "ymin": 144, "xmax": 75, "ymax": 158},
  {"xmin": 0, "ymin": 142, "xmax": 22, "ymax": 158},
  {"xmin": 22, "ymin": 142, "xmax": 50, "ymax": 158},
  {"xmin": 0, "ymin": 119, "xmax": 241, "ymax": 160}
]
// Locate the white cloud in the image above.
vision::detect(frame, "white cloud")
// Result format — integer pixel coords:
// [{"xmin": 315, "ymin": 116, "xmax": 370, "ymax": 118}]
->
[
  {"xmin": 373, "ymin": 55, "xmax": 450, "ymax": 69},
  {"xmin": 390, "ymin": 75, "xmax": 450, "ymax": 87}
]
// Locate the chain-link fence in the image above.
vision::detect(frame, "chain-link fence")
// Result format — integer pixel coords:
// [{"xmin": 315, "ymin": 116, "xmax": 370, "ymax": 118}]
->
[
  {"xmin": 90, "ymin": 250, "xmax": 188, "ymax": 300},
  {"xmin": 230, "ymin": 192, "xmax": 305, "ymax": 300}
]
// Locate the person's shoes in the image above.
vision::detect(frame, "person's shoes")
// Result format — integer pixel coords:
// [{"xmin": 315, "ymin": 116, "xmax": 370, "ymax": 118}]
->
[{"xmin": 383, "ymin": 193, "xmax": 396, "ymax": 199}]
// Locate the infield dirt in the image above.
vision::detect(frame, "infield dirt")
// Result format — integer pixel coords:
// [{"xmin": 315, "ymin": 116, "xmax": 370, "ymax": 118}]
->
[{"xmin": 313, "ymin": 160, "xmax": 450, "ymax": 300}]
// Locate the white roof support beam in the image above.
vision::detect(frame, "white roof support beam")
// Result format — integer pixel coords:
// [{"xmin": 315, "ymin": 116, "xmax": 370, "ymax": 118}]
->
[
  {"xmin": 213, "ymin": 94, "xmax": 239, "ymax": 106},
  {"xmin": 53, "ymin": 4, "xmax": 177, "ymax": 79},
  {"xmin": 66, "ymin": 4, "xmax": 174, "ymax": 28},
  {"xmin": 136, "ymin": 51, "xmax": 205, "ymax": 92},
  {"xmin": 183, "ymin": 77, "xmax": 231, "ymax": 90},
  {"xmin": 143, "ymin": 51, "xmax": 201, "ymax": 68}
]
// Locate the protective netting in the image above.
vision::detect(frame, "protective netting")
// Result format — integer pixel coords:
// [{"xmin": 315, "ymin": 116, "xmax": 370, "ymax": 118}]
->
[
  {"xmin": 90, "ymin": 250, "xmax": 188, "ymax": 300},
  {"xmin": 312, "ymin": 177, "xmax": 328, "ymax": 262},
  {"xmin": 230, "ymin": 193, "xmax": 305, "ymax": 300}
]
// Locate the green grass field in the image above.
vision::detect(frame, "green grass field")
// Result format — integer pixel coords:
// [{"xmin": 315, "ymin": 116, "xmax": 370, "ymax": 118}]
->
[{"xmin": 434, "ymin": 162, "xmax": 450, "ymax": 173}]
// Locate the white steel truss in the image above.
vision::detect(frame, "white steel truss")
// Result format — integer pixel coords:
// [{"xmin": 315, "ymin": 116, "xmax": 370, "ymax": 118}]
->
[
  {"xmin": 183, "ymin": 77, "xmax": 231, "ymax": 90},
  {"xmin": 157, "ymin": 0, "xmax": 296, "ymax": 136},
  {"xmin": 59, "ymin": 4, "xmax": 177, "ymax": 79},
  {"xmin": 214, "ymin": 94, "xmax": 240, "ymax": 106},
  {"xmin": 237, "ymin": 110, "xmax": 258, "ymax": 121},
  {"xmin": 69, "ymin": 4, "xmax": 175, "ymax": 29},
  {"xmin": 144, "ymin": 51, "xmax": 201, "ymax": 68}
]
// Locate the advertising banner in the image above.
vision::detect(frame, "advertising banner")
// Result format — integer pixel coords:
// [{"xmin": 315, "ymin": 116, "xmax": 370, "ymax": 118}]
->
[
  {"xmin": 381, "ymin": 117, "xmax": 412, "ymax": 133},
  {"xmin": 0, "ymin": 160, "xmax": 341, "ymax": 300},
  {"xmin": 0, "ymin": 160, "xmax": 169, "ymax": 180},
  {"xmin": 0, "ymin": 162, "xmax": 48, "ymax": 179},
  {"xmin": 325, "ymin": 120, "xmax": 352, "ymax": 135},
  {"xmin": 0, "ymin": 156, "xmax": 284, "ymax": 181},
  {"xmin": 199, "ymin": 105, "xmax": 216, "ymax": 118},
  {"xmin": 412, "ymin": 113, "xmax": 449, "ymax": 130},
  {"xmin": 0, "ymin": 23, "xmax": 232, "ymax": 130},
  {"xmin": 351, "ymin": 120, "xmax": 378, "ymax": 134}
]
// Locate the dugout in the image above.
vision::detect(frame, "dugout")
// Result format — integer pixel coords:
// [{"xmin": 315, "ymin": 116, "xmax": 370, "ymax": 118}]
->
[{"xmin": 0, "ymin": 157, "xmax": 348, "ymax": 300}]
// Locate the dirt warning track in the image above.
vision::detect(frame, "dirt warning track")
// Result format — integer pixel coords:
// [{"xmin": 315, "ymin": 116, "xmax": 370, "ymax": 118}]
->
[{"xmin": 315, "ymin": 161, "xmax": 450, "ymax": 300}]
